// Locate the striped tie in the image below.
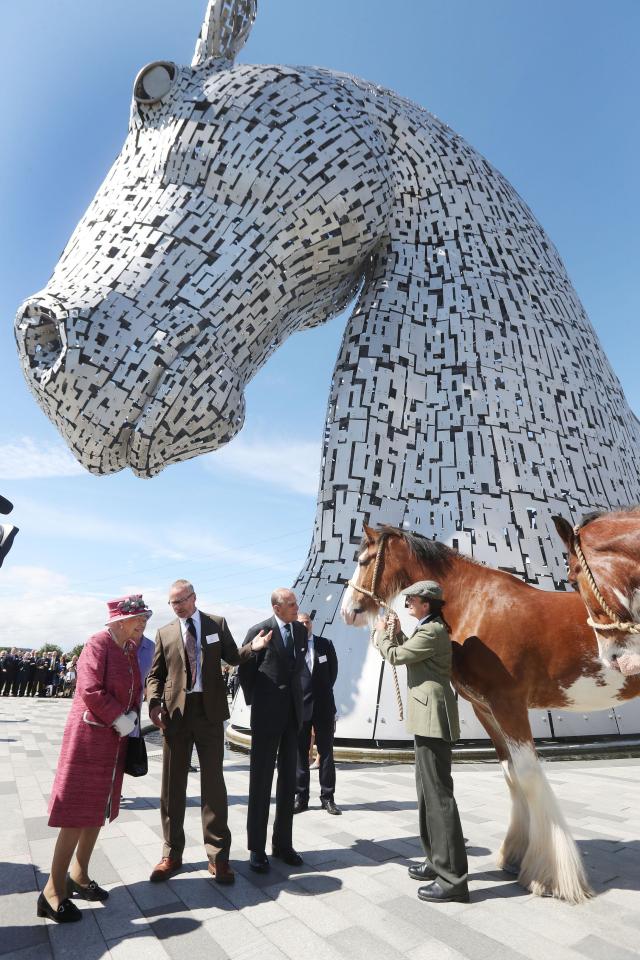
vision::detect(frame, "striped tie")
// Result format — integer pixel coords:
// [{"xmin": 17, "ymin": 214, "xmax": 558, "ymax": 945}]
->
[{"xmin": 185, "ymin": 617, "xmax": 197, "ymax": 689}]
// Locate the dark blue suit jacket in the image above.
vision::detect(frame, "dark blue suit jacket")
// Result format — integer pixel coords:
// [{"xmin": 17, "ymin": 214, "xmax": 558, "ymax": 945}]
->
[{"xmin": 239, "ymin": 616, "xmax": 307, "ymax": 730}]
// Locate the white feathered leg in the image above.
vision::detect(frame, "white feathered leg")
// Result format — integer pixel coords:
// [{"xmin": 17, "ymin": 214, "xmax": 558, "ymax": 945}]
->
[
  {"xmin": 507, "ymin": 740, "xmax": 592, "ymax": 903},
  {"xmin": 496, "ymin": 758, "xmax": 530, "ymax": 875}
]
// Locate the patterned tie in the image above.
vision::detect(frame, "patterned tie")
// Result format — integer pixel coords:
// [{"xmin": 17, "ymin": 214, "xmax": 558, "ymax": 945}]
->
[
  {"xmin": 282, "ymin": 623, "xmax": 295, "ymax": 660},
  {"xmin": 185, "ymin": 617, "xmax": 197, "ymax": 690}
]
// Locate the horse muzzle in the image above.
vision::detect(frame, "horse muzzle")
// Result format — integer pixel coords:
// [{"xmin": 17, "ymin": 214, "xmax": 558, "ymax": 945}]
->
[
  {"xmin": 15, "ymin": 291, "xmax": 246, "ymax": 477},
  {"xmin": 612, "ymin": 651, "xmax": 640, "ymax": 677},
  {"xmin": 127, "ymin": 346, "xmax": 245, "ymax": 478}
]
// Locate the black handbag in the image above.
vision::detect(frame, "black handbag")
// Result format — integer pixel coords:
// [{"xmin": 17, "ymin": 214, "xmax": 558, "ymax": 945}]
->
[{"xmin": 125, "ymin": 732, "xmax": 148, "ymax": 777}]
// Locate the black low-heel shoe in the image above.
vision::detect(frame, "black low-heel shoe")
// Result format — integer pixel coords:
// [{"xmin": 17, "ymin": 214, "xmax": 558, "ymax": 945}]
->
[
  {"xmin": 67, "ymin": 877, "xmax": 109, "ymax": 902},
  {"xmin": 37, "ymin": 892, "xmax": 82, "ymax": 923}
]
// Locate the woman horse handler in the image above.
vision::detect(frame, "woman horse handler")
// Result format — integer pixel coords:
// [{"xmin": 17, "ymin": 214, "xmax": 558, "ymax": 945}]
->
[
  {"xmin": 38, "ymin": 595, "xmax": 151, "ymax": 923},
  {"xmin": 374, "ymin": 580, "xmax": 469, "ymax": 903}
]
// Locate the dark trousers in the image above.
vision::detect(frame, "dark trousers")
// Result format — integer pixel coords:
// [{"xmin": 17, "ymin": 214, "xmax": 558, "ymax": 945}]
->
[
  {"xmin": 247, "ymin": 699, "xmax": 298, "ymax": 853},
  {"xmin": 296, "ymin": 715, "xmax": 336, "ymax": 802},
  {"xmin": 160, "ymin": 693, "xmax": 230, "ymax": 864},
  {"xmin": 415, "ymin": 735, "xmax": 468, "ymax": 893}
]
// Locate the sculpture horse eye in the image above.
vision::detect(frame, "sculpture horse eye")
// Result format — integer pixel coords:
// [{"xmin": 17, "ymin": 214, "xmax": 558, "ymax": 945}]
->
[{"xmin": 133, "ymin": 61, "xmax": 176, "ymax": 105}]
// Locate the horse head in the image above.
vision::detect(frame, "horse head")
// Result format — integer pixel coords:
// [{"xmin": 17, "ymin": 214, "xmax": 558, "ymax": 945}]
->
[
  {"xmin": 14, "ymin": 0, "xmax": 392, "ymax": 478},
  {"xmin": 553, "ymin": 510, "xmax": 640, "ymax": 675},
  {"xmin": 340, "ymin": 524, "xmax": 451, "ymax": 626}
]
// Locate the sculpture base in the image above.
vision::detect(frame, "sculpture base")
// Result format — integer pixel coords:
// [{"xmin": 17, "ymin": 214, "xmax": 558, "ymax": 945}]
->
[{"xmin": 225, "ymin": 724, "xmax": 640, "ymax": 763}]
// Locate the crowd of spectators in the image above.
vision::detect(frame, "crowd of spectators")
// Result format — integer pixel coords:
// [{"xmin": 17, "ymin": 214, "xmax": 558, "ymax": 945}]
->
[
  {"xmin": 0, "ymin": 646, "xmax": 238, "ymax": 703},
  {"xmin": 0, "ymin": 648, "xmax": 79, "ymax": 698},
  {"xmin": 222, "ymin": 664, "xmax": 239, "ymax": 699}
]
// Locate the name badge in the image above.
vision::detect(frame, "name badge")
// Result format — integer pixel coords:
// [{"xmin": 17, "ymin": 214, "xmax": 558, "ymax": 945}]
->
[
  {"xmin": 318, "ymin": 655, "xmax": 327, "ymax": 663},
  {"xmin": 206, "ymin": 634, "xmax": 220, "ymax": 644}
]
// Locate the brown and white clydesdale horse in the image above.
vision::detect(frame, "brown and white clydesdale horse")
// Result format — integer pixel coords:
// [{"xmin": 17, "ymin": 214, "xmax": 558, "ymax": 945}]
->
[
  {"xmin": 340, "ymin": 524, "xmax": 640, "ymax": 904},
  {"xmin": 553, "ymin": 508, "xmax": 640, "ymax": 676}
]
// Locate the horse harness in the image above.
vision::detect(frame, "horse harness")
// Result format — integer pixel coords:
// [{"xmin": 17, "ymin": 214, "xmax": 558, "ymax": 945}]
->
[
  {"xmin": 348, "ymin": 536, "xmax": 404, "ymax": 720},
  {"xmin": 572, "ymin": 525, "xmax": 640, "ymax": 635}
]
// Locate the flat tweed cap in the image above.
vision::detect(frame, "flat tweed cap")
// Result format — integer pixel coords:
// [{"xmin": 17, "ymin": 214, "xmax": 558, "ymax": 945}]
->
[{"xmin": 401, "ymin": 580, "xmax": 444, "ymax": 601}]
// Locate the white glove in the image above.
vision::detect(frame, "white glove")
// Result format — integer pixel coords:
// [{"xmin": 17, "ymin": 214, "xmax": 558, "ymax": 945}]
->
[{"xmin": 112, "ymin": 711, "xmax": 138, "ymax": 737}]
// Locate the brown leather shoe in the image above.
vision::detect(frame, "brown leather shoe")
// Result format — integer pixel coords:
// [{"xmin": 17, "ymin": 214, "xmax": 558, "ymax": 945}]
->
[
  {"xmin": 149, "ymin": 857, "xmax": 182, "ymax": 882},
  {"xmin": 208, "ymin": 860, "xmax": 235, "ymax": 884}
]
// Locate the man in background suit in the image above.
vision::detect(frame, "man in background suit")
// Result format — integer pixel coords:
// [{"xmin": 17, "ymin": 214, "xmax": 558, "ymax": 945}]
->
[
  {"xmin": 1, "ymin": 648, "xmax": 18, "ymax": 696},
  {"xmin": 147, "ymin": 579, "xmax": 270, "ymax": 885},
  {"xmin": 239, "ymin": 588, "xmax": 307, "ymax": 872},
  {"xmin": 294, "ymin": 613, "xmax": 341, "ymax": 816}
]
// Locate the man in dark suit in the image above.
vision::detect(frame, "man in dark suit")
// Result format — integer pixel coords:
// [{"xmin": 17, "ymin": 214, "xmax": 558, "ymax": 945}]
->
[
  {"xmin": 294, "ymin": 613, "xmax": 340, "ymax": 815},
  {"xmin": 239, "ymin": 588, "xmax": 307, "ymax": 872},
  {"xmin": 147, "ymin": 579, "xmax": 270, "ymax": 885},
  {"xmin": 18, "ymin": 653, "xmax": 34, "ymax": 696},
  {"xmin": 1, "ymin": 648, "xmax": 18, "ymax": 696}
]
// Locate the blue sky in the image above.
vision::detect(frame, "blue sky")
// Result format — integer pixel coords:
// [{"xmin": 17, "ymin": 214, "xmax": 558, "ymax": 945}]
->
[{"xmin": 1, "ymin": 0, "xmax": 638, "ymax": 649}]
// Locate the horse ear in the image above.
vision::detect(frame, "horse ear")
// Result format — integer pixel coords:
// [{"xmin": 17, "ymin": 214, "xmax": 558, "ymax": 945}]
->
[
  {"xmin": 363, "ymin": 524, "xmax": 377, "ymax": 544},
  {"xmin": 552, "ymin": 515, "xmax": 574, "ymax": 550},
  {"xmin": 192, "ymin": 0, "xmax": 257, "ymax": 67}
]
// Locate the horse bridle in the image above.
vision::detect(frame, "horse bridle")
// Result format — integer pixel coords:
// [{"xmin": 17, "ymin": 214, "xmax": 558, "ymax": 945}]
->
[
  {"xmin": 572, "ymin": 525, "xmax": 640, "ymax": 634},
  {"xmin": 348, "ymin": 536, "xmax": 390, "ymax": 611},
  {"xmin": 348, "ymin": 536, "xmax": 404, "ymax": 720}
]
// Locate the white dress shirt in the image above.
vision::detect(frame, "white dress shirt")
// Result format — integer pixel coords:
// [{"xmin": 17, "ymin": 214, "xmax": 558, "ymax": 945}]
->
[{"xmin": 305, "ymin": 634, "xmax": 315, "ymax": 673}]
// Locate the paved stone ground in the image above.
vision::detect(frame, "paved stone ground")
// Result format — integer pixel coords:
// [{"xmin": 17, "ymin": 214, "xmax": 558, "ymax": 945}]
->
[{"xmin": 2, "ymin": 698, "xmax": 640, "ymax": 960}]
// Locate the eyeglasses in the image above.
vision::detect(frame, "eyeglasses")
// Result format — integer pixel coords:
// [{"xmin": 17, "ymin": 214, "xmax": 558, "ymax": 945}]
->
[{"xmin": 169, "ymin": 592, "xmax": 194, "ymax": 606}]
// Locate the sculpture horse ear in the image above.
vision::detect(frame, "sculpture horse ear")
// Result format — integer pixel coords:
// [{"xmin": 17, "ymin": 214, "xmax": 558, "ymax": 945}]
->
[{"xmin": 192, "ymin": 0, "xmax": 257, "ymax": 66}]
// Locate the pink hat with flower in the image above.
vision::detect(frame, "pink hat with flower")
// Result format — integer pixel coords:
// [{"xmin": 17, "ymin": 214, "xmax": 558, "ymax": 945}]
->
[{"xmin": 105, "ymin": 594, "xmax": 152, "ymax": 625}]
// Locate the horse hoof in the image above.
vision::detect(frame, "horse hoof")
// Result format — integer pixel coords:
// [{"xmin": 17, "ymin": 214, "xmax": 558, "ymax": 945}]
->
[
  {"xmin": 527, "ymin": 878, "xmax": 594, "ymax": 904},
  {"xmin": 501, "ymin": 861, "xmax": 521, "ymax": 877}
]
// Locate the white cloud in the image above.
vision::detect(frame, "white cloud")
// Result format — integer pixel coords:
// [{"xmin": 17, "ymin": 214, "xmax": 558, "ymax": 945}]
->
[
  {"xmin": 0, "ymin": 564, "xmax": 70, "ymax": 594},
  {"xmin": 0, "ymin": 437, "xmax": 85, "ymax": 479},
  {"xmin": 203, "ymin": 438, "xmax": 320, "ymax": 496},
  {"xmin": 0, "ymin": 567, "xmax": 104, "ymax": 651},
  {"xmin": 12, "ymin": 496, "xmax": 303, "ymax": 581},
  {"xmin": 0, "ymin": 569, "xmax": 269, "ymax": 652}
]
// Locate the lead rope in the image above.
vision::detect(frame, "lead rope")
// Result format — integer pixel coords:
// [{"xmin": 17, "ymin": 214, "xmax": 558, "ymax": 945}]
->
[
  {"xmin": 349, "ymin": 539, "xmax": 404, "ymax": 721},
  {"xmin": 573, "ymin": 526, "xmax": 640, "ymax": 634}
]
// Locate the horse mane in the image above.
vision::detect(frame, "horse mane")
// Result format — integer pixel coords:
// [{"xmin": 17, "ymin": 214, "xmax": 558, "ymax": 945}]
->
[
  {"xmin": 375, "ymin": 525, "xmax": 455, "ymax": 575},
  {"xmin": 578, "ymin": 504, "xmax": 640, "ymax": 530}
]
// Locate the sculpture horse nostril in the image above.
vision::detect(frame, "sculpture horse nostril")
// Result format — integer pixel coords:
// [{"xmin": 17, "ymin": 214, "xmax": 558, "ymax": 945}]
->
[{"xmin": 15, "ymin": 296, "xmax": 68, "ymax": 386}]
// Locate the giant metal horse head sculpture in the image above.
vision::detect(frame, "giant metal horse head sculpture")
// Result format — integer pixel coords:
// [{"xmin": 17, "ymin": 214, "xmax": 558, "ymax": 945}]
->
[
  {"xmin": 15, "ymin": 0, "xmax": 391, "ymax": 477},
  {"xmin": 15, "ymin": 0, "xmax": 640, "ymax": 598}
]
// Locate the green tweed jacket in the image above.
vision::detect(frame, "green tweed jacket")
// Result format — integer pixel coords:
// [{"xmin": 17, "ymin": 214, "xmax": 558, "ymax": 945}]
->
[{"xmin": 374, "ymin": 617, "xmax": 460, "ymax": 741}]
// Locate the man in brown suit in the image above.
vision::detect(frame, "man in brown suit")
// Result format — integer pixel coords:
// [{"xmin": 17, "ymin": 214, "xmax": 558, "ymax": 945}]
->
[{"xmin": 147, "ymin": 579, "xmax": 270, "ymax": 884}]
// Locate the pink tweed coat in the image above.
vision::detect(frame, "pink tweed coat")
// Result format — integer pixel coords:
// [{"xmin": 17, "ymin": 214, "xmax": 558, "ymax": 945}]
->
[{"xmin": 48, "ymin": 629, "xmax": 142, "ymax": 828}]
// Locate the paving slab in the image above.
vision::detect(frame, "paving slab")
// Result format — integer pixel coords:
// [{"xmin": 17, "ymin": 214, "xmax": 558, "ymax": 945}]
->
[{"xmin": 1, "ymin": 698, "xmax": 640, "ymax": 960}]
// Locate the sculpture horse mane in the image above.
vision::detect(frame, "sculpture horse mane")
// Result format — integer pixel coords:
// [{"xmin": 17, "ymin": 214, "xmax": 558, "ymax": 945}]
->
[{"xmin": 14, "ymin": 1, "xmax": 640, "ymax": 713}]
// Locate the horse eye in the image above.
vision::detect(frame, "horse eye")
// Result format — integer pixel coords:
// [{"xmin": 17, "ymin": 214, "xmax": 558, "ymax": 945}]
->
[{"xmin": 134, "ymin": 61, "xmax": 177, "ymax": 105}]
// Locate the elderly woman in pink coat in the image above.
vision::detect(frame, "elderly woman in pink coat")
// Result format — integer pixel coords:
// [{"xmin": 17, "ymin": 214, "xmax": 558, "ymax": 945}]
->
[{"xmin": 38, "ymin": 595, "xmax": 151, "ymax": 924}]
